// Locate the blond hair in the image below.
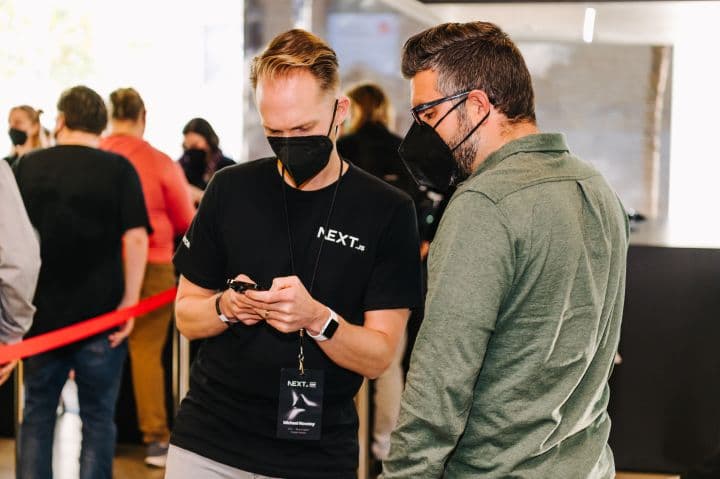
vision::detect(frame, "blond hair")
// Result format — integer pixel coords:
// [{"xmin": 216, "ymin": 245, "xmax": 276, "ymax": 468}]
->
[
  {"xmin": 346, "ymin": 83, "xmax": 391, "ymax": 134},
  {"xmin": 109, "ymin": 87, "xmax": 145, "ymax": 121},
  {"xmin": 9, "ymin": 105, "xmax": 45, "ymax": 148},
  {"xmin": 250, "ymin": 29, "xmax": 339, "ymax": 93}
]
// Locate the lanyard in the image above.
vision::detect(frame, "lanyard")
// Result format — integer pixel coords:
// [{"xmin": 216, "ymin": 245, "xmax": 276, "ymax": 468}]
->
[{"xmin": 280, "ymin": 159, "xmax": 343, "ymax": 374}]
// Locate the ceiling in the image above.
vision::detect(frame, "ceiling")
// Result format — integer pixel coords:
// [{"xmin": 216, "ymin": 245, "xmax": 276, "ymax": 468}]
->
[{"xmin": 383, "ymin": 1, "xmax": 720, "ymax": 44}]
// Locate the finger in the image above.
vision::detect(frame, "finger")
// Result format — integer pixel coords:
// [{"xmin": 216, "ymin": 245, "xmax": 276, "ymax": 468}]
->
[
  {"xmin": 245, "ymin": 288, "xmax": 293, "ymax": 304},
  {"xmin": 229, "ymin": 304, "xmax": 263, "ymax": 320},
  {"xmin": 266, "ymin": 318, "xmax": 298, "ymax": 334},
  {"xmin": 109, "ymin": 320, "xmax": 133, "ymax": 348},
  {"xmin": 252, "ymin": 308, "xmax": 270, "ymax": 321},
  {"xmin": 238, "ymin": 291, "xmax": 278, "ymax": 308},
  {"xmin": 0, "ymin": 361, "xmax": 16, "ymax": 377},
  {"xmin": 227, "ymin": 304, "xmax": 255, "ymax": 317},
  {"xmin": 108, "ymin": 335, "xmax": 120, "ymax": 348},
  {"xmin": 269, "ymin": 276, "xmax": 300, "ymax": 292},
  {"xmin": 259, "ymin": 310, "xmax": 295, "ymax": 324},
  {"xmin": 238, "ymin": 318, "xmax": 262, "ymax": 326}
]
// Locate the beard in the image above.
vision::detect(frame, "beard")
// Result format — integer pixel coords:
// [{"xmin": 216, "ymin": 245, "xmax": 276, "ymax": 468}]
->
[{"xmin": 449, "ymin": 108, "xmax": 481, "ymax": 185}]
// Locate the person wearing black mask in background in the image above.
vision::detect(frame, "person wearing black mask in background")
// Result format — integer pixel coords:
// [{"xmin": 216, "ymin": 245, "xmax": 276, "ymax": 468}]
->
[
  {"xmin": 5, "ymin": 105, "xmax": 49, "ymax": 168},
  {"xmin": 338, "ymin": 83, "xmax": 420, "ymax": 202},
  {"xmin": 338, "ymin": 83, "xmax": 451, "ymax": 263},
  {"xmin": 166, "ymin": 29, "xmax": 422, "ymax": 479},
  {"xmin": 178, "ymin": 117, "xmax": 235, "ymax": 206}
]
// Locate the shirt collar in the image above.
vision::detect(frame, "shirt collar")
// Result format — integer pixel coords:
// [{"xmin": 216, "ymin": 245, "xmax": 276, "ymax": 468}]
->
[{"xmin": 470, "ymin": 133, "xmax": 569, "ymax": 179}]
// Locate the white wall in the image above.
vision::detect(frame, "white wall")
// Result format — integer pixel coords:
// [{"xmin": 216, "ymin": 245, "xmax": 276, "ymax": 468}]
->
[{"xmin": 0, "ymin": 0, "xmax": 244, "ymax": 161}]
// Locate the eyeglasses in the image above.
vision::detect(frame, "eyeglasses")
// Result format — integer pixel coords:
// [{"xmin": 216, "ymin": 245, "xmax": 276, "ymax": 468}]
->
[{"xmin": 410, "ymin": 90, "xmax": 471, "ymax": 125}]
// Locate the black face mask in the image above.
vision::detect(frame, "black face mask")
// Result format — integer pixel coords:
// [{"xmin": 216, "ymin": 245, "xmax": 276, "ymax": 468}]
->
[
  {"xmin": 267, "ymin": 100, "xmax": 338, "ymax": 186},
  {"xmin": 399, "ymin": 100, "xmax": 489, "ymax": 193},
  {"xmin": 9, "ymin": 128, "xmax": 28, "ymax": 146},
  {"xmin": 185, "ymin": 148, "xmax": 206, "ymax": 165}
]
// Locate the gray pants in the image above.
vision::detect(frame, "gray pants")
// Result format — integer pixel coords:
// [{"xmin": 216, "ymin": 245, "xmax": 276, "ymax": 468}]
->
[{"xmin": 165, "ymin": 445, "xmax": 282, "ymax": 479}]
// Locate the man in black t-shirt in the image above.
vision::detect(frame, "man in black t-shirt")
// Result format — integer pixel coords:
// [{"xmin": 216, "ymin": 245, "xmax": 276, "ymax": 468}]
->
[
  {"xmin": 15, "ymin": 86, "xmax": 151, "ymax": 479},
  {"xmin": 167, "ymin": 30, "xmax": 422, "ymax": 479}
]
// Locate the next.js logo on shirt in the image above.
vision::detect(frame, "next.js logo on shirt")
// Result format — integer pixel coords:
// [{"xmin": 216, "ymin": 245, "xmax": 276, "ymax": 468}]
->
[{"xmin": 317, "ymin": 226, "xmax": 366, "ymax": 252}]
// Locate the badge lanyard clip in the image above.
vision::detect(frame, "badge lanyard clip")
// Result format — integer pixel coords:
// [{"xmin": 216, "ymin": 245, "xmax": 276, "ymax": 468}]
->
[{"xmin": 298, "ymin": 329, "xmax": 305, "ymax": 375}]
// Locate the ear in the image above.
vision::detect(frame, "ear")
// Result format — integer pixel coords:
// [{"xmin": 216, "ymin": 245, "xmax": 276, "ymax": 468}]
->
[
  {"xmin": 466, "ymin": 90, "xmax": 493, "ymax": 121},
  {"xmin": 55, "ymin": 114, "xmax": 66, "ymax": 134},
  {"xmin": 335, "ymin": 95, "xmax": 351, "ymax": 130}
]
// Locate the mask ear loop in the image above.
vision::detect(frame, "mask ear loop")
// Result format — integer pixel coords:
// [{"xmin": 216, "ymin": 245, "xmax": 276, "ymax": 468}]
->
[
  {"xmin": 432, "ymin": 96, "xmax": 468, "ymax": 129},
  {"xmin": 326, "ymin": 99, "xmax": 339, "ymax": 137},
  {"xmin": 450, "ymin": 107, "xmax": 491, "ymax": 153}
]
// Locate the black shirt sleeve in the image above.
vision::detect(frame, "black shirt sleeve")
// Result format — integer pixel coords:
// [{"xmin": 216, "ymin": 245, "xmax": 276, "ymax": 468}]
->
[
  {"xmin": 118, "ymin": 158, "xmax": 152, "ymax": 234},
  {"xmin": 363, "ymin": 197, "xmax": 423, "ymax": 312},
  {"xmin": 173, "ymin": 175, "xmax": 227, "ymax": 290}
]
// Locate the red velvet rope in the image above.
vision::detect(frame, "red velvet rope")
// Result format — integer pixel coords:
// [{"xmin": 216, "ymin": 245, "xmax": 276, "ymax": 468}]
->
[{"xmin": 0, "ymin": 287, "xmax": 177, "ymax": 363}]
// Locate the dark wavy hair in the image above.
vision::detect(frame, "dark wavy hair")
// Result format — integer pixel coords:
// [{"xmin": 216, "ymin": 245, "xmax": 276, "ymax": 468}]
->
[
  {"xmin": 402, "ymin": 21, "xmax": 536, "ymax": 124},
  {"xmin": 182, "ymin": 117, "xmax": 220, "ymax": 153},
  {"xmin": 57, "ymin": 85, "xmax": 108, "ymax": 135}
]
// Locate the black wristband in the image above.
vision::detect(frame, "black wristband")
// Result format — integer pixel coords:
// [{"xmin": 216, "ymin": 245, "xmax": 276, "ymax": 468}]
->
[
  {"xmin": 215, "ymin": 292, "xmax": 236, "ymax": 324},
  {"xmin": 215, "ymin": 292, "xmax": 223, "ymax": 316}
]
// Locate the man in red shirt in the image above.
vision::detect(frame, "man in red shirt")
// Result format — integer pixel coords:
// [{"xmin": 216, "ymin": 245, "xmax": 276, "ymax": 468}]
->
[{"xmin": 101, "ymin": 87, "xmax": 195, "ymax": 468}]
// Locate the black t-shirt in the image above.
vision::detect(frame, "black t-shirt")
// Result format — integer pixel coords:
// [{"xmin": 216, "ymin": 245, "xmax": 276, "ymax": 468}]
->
[
  {"xmin": 14, "ymin": 145, "xmax": 151, "ymax": 337},
  {"xmin": 172, "ymin": 158, "xmax": 422, "ymax": 479},
  {"xmin": 179, "ymin": 150, "xmax": 235, "ymax": 190}
]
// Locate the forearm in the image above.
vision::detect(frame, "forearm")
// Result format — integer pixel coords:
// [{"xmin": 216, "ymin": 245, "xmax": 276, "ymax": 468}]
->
[
  {"xmin": 0, "ymin": 164, "xmax": 41, "ymax": 342},
  {"xmin": 121, "ymin": 228, "xmax": 148, "ymax": 304},
  {"xmin": 383, "ymin": 315, "xmax": 488, "ymax": 478},
  {"xmin": 0, "ymin": 245, "xmax": 40, "ymax": 343},
  {"xmin": 175, "ymin": 291, "xmax": 227, "ymax": 340},
  {"xmin": 312, "ymin": 309, "xmax": 409, "ymax": 379}
]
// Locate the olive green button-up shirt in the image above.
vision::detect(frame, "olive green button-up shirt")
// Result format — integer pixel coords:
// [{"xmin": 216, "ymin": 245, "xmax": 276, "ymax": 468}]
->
[{"xmin": 384, "ymin": 134, "xmax": 628, "ymax": 478}]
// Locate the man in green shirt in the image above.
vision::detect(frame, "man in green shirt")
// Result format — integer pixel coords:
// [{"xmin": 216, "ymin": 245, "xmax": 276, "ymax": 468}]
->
[{"xmin": 383, "ymin": 21, "xmax": 628, "ymax": 478}]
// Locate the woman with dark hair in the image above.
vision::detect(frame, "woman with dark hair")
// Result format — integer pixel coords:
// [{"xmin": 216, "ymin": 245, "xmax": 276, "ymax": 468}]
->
[{"xmin": 178, "ymin": 118, "xmax": 235, "ymax": 204}]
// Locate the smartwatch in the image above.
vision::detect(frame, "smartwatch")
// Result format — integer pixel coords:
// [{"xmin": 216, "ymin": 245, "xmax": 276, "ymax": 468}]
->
[
  {"xmin": 307, "ymin": 308, "xmax": 339, "ymax": 342},
  {"xmin": 215, "ymin": 292, "xmax": 237, "ymax": 324}
]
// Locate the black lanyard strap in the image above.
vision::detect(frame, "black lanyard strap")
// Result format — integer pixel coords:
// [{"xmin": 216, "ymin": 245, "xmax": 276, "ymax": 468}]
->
[{"xmin": 280, "ymin": 158, "xmax": 344, "ymax": 374}]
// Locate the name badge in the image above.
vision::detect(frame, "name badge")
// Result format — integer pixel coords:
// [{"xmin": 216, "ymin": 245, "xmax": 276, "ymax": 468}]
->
[{"xmin": 277, "ymin": 368, "xmax": 324, "ymax": 440}]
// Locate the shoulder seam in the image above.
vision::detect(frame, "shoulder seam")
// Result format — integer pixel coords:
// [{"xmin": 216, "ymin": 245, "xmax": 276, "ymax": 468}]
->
[{"xmin": 465, "ymin": 172, "xmax": 601, "ymax": 203}]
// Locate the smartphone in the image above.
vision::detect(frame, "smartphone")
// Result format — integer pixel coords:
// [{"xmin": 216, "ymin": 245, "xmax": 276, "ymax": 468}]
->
[{"xmin": 227, "ymin": 279, "xmax": 265, "ymax": 293}]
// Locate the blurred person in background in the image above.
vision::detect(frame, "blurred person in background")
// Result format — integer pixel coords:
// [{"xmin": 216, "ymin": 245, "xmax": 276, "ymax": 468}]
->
[
  {"xmin": 15, "ymin": 85, "xmax": 151, "ymax": 479},
  {"xmin": 178, "ymin": 117, "xmax": 234, "ymax": 205},
  {"xmin": 338, "ymin": 83, "xmax": 419, "ymax": 202},
  {"xmin": 337, "ymin": 83, "xmax": 420, "ymax": 468},
  {"xmin": 101, "ymin": 87, "xmax": 196, "ymax": 468},
  {"xmin": 338, "ymin": 82, "xmax": 449, "ymax": 261},
  {"xmin": 5, "ymin": 105, "xmax": 50, "ymax": 168}
]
